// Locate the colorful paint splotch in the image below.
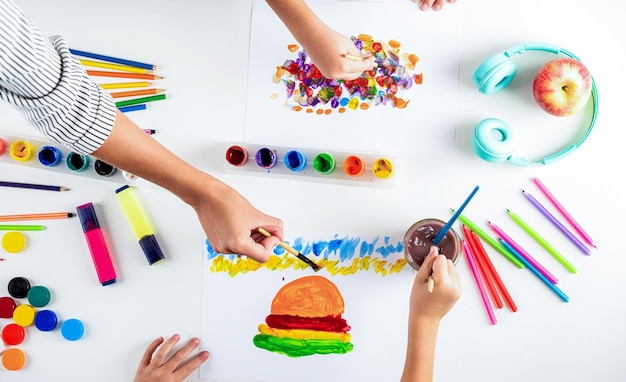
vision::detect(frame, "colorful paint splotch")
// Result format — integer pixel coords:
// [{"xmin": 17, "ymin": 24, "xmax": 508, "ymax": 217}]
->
[
  {"xmin": 253, "ymin": 276, "xmax": 353, "ymax": 357},
  {"xmin": 206, "ymin": 234, "xmax": 407, "ymax": 277},
  {"xmin": 272, "ymin": 34, "xmax": 423, "ymax": 115}
]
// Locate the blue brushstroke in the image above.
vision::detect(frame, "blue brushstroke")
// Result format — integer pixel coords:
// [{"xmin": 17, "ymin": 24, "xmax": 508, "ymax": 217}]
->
[{"xmin": 206, "ymin": 235, "xmax": 404, "ymax": 262}]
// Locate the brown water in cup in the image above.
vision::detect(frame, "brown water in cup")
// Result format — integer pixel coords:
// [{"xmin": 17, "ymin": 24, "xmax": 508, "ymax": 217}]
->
[{"xmin": 403, "ymin": 218, "xmax": 461, "ymax": 270}]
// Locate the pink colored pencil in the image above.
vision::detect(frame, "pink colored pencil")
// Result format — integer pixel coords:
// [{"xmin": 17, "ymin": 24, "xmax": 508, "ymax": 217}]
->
[
  {"xmin": 532, "ymin": 177, "xmax": 596, "ymax": 249},
  {"xmin": 488, "ymin": 221, "xmax": 559, "ymax": 285},
  {"xmin": 463, "ymin": 240, "xmax": 497, "ymax": 325}
]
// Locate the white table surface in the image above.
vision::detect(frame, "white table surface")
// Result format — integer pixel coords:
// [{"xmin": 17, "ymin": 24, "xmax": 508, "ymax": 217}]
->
[{"xmin": 1, "ymin": 1, "xmax": 625, "ymax": 381}]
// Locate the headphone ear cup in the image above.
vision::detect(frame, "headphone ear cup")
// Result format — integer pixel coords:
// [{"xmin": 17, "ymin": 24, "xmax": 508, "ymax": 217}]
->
[
  {"xmin": 473, "ymin": 54, "xmax": 518, "ymax": 95},
  {"xmin": 472, "ymin": 118, "xmax": 517, "ymax": 163}
]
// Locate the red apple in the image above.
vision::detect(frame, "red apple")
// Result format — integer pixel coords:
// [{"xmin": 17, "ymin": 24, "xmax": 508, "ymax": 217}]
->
[{"xmin": 532, "ymin": 58, "xmax": 592, "ymax": 116}]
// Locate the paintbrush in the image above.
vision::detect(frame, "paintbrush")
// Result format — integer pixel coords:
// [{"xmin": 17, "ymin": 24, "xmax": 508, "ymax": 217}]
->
[{"xmin": 258, "ymin": 228, "xmax": 320, "ymax": 272}]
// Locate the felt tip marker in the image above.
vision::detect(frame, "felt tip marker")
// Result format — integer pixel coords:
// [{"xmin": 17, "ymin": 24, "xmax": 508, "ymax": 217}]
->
[
  {"xmin": 115, "ymin": 185, "xmax": 165, "ymax": 265},
  {"xmin": 76, "ymin": 203, "xmax": 116, "ymax": 286}
]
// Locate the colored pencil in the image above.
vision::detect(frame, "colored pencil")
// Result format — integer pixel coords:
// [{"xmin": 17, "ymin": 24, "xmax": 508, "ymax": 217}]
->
[
  {"xmin": 0, "ymin": 224, "xmax": 44, "ymax": 231},
  {"xmin": 86, "ymin": 70, "xmax": 163, "ymax": 80},
  {"xmin": 532, "ymin": 177, "xmax": 596, "ymax": 249},
  {"xmin": 453, "ymin": 209, "xmax": 524, "ymax": 268},
  {"xmin": 0, "ymin": 212, "xmax": 75, "ymax": 222},
  {"xmin": 469, "ymin": 230, "xmax": 517, "ymax": 312},
  {"xmin": 115, "ymin": 94, "xmax": 166, "ymax": 108},
  {"xmin": 522, "ymin": 189, "xmax": 591, "ymax": 256},
  {"xmin": 79, "ymin": 59, "xmax": 152, "ymax": 74},
  {"xmin": 463, "ymin": 240, "xmax": 497, "ymax": 325},
  {"xmin": 110, "ymin": 88, "xmax": 164, "ymax": 99},
  {"xmin": 118, "ymin": 104, "xmax": 147, "ymax": 113},
  {"xmin": 99, "ymin": 82, "xmax": 152, "ymax": 90},
  {"xmin": 463, "ymin": 225, "xmax": 503, "ymax": 309},
  {"xmin": 70, "ymin": 49, "xmax": 156, "ymax": 70},
  {"xmin": 433, "ymin": 185, "xmax": 480, "ymax": 244},
  {"xmin": 499, "ymin": 239, "xmax": 569, "ymax": 303},
  {"xmin": 257, "ymin": 228, "xmax": 320, "ymax": 271},
  {"xmin": 0, "ymin": 181, "xmax": 69, "ymax": 192},
  {"xmin": 506, "ymin": 208, "xmax": 577, "ymax": 273},
  {"xmin": 488, "ymin": 220, "xmax": 559, "ymax": 284}
]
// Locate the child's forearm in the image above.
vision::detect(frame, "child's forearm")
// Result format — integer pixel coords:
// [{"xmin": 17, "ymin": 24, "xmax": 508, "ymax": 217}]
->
[{"xmin": 400, "ymin": 316, "xmax": 440, "ymax": 382}]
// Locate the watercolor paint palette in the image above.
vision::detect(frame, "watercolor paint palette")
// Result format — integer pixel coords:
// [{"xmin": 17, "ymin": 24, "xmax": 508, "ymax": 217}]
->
[
  {"xmin": 224, "ymin": 143, "xmax": 399, "ymax": 188},
  {"xmin": 0, "ymin": 131, "xmax": 145, "ymax": 185}
]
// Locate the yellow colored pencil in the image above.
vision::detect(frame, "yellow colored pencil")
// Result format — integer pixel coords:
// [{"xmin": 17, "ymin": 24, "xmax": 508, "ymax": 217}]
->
[
  {"xmin": 99, "ymin": 82, "xmax": 152, "ymax": 90},
  {"xmin": 80, "ymin": 59, "xmax": 152, "ymax": 74}
]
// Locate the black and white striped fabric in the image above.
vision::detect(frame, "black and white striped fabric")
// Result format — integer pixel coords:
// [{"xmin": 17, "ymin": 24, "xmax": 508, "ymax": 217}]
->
[{"xmin": 0, "ymin": 0, "xmax": 116, "ymax": 154}]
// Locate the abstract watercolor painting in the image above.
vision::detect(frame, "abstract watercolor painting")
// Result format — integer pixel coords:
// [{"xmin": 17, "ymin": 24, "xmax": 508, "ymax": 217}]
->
[
  {"xmin": 244, "ymin": 0, "xmax": 463, "ymax": 154},
  {"xmin": 200, "ymin": 233, "xmax": 414, "ymax": 382}
]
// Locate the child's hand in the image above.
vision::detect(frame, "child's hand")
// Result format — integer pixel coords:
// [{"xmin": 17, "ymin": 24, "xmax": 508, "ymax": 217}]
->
[
  {"xmin": 133, "ymin": 334, "xmax": 210, "ymax": 382},
  {"xmin": 303, "ymin": 25, "xmax": 376, "ymax": 81},
  {"xmin": 409, "ymin": 246, "xmax": 462, "ymax": 322},
  {"xmin": 413, "ymin": 0, "xmax": 457, "ymax": 12}
]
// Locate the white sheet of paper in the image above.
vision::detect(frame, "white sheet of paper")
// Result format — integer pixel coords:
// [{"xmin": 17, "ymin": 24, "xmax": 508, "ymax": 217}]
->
[
  {"xmin": 244, "ymin": 0, "xmax": 463, "ymax": 155},
  {"xmin": 200, "ymin": 234, "xmax": 414, "ymax": 382}
]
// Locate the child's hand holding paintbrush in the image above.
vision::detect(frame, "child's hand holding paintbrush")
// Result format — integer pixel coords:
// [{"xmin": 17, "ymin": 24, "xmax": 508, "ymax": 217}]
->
[{"xmin": 258, "ymin": 228, "xmax": 320, "ymax": 271}]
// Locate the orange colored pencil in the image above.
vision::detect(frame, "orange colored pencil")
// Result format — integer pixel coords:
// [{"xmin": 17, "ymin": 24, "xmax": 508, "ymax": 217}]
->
[
  {"xmin": 110, "ymin": 88, "xmax": 165, "ymax": 99},
  {"xmin": 469, "ymin": 229, "xmax": 518, "ymax": 312},
  {"xmin": 86, "ymin": 70, "xmax": 163, "ymax": 80},
  {"xmin": 0, "ymin": 212, "xmax": 75, "ymax": 222}
]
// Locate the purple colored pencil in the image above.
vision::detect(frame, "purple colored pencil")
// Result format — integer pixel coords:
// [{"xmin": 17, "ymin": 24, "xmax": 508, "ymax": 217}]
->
[
  {"xmin": 522, "ymin": 189, "xmax": 591, "ymax": 256},
  {"xmin": 532, "ymin": 177, "xmax": 597, "ymax": 249},
  {"xmin": 488, "ymin": 220, "xmax": 559, "ymax": 285}
]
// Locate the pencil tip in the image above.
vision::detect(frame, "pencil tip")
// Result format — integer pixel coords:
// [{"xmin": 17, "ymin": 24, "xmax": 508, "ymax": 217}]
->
[
  {"xmin": 68, "ymin": 212, "xmax": 76, "ymax": 217},
  {"xmin": 61, "ymin": 187, "xmax": 70, "ymax": 191}
]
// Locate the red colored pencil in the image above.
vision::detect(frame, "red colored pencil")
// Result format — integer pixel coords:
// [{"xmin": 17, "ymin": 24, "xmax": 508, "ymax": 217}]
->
[
  {"xmin": 469, "ymin": 229, "xmax": 518, "ymax": 312},
  {"xmin": 463, "ymin": 225, "xmax": 503, "ymax": 309}
]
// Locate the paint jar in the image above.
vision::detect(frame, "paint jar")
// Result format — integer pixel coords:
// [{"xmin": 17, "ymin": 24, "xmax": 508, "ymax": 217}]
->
[
  {"xmin": 283, "ymin": 150, "xmax": 306, "ymax": 172},
  {"xmin": 342, "ymin": 155, "xmax": 365, "ymax": 177},
  {"xmin": 403, "ymin": 218, "xmax": 461, "ymax": 270},
  {"xmin": 38, "ymin": 146, "xmax": 62, "ymax": 167},
  {"xmin": 94, "ymin": 160, "xmax": 117, "ymax": 177},
  {"xmin": 66, "ymin": 152, "xmax": 90, "ymax": 172},
  {"xmin": 225, "ymin": 145, "xmax": 248, "ymax": 167},
  {"xmin": 313, "ymin": 153, "xmax": 335, "ymax": 174},
  {"xmin": 372, "ymin": 158, "xmax": 394, "ymax": 179},
  {"xmin": 255, "ymin": 147, "xmax": 277, "ymax": 169},
  {"xmin": 9, "ymin": 140, "xmax": 34, "ymax": 162},
  {"xmin": 0, "ymin": 138, "xmax": 7, "ymax": 156}
]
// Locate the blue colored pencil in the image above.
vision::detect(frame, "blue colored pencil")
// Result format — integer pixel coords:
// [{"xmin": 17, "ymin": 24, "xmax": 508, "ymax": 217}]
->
[
  {"xmin": 433, "ymin": 185, "xmax": 480, "ymax": 244},
  {"xmin": 69, "ymin": 49, "xmax": 155, "ymax": 71},
  {"xmin": 118, "ymin": 104, "xmax": 147, "ymax": 113},
  {"xmin": 499, "ymin": 239, "xmax": 569, "ymax": 303}
]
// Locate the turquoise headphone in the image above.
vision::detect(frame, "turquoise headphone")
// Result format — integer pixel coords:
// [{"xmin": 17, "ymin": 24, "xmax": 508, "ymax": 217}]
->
[{"xmin": 472, "ymin": 43, "xmax": 599, "ymax": 166}]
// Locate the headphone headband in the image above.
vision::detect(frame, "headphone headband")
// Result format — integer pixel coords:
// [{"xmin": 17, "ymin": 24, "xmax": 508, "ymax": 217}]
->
[{"xmin": 472, "ymin": 43, "xmax": 599, "ymax": 166}]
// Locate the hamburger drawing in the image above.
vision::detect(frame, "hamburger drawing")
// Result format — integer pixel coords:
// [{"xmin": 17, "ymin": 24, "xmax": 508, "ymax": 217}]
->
[{"xmin": 253, "ymin": 275, "xmax": 353, "ymax": 357}]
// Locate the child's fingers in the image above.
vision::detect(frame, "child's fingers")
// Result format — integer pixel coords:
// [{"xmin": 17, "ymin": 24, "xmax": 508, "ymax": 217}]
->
[
  {"xmin": 137, "ymin": 337, "xmax": 164, "ymax": 368},
  {"xmin": 151, "ymin": 334, "xmax": 181, "ymax": 367},
  {"xmin": 174, "ymin": 350, "xmax": 210, "ymax": 380}
]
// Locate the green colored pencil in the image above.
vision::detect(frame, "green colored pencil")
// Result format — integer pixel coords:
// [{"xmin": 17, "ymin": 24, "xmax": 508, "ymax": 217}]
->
[
  {"xmin": 0, "ymin": 224, "xmax": 45, "ymax": 231},
  {"xmin": 115, "ymin": 94, "xmax": 166, "ymax": 108},
  {"xmin": 452, "ymin": 209, "xmax": 524, "ymax": 268},
  {"xmin": 506, "ymin": 208, "xmax": 577, "ymax": 273}
]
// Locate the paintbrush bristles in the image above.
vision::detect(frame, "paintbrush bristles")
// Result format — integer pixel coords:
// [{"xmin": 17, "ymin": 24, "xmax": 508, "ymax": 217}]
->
[{"xmin": 257, "ymin": 228, "xmax": 320, "ymax": 271}]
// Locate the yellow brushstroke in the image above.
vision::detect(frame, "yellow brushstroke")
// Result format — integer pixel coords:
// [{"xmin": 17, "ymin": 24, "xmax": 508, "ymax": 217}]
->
[
  {"xmin": 258, "ymin": 324, "xmax": 351, "ymax": 342},
  {"xmin": 210, "ymin": 255, "xmax": 407, "ymax": 277}
]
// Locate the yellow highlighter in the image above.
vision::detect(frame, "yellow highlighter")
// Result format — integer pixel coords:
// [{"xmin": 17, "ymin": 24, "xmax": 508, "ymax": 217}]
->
[{"xmin": 115, "ymin": 185, "xmax": 165, "ymax": 265}]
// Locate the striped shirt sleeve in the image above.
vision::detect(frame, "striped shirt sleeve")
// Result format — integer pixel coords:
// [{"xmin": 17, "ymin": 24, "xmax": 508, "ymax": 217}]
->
[{"xmin": 0, "ymin": 0, "xmax": 116, "ymax": 154}]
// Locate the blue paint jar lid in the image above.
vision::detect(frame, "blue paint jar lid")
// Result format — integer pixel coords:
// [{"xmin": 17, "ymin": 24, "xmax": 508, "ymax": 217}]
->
[
  {"xmin": 34, "ymin": 309, "xmax": 58, "ymax": 331},
  {"xmin": 61, "ymin": 318, "xmax": 84, "ymax": 341}
]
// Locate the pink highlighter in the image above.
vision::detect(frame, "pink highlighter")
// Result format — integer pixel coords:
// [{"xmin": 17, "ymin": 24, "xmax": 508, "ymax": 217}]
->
[{"xmin": 76, "ymin": 203, "xmax": 117, "ymax": 286}]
